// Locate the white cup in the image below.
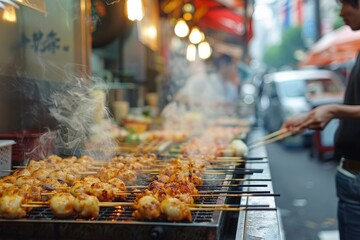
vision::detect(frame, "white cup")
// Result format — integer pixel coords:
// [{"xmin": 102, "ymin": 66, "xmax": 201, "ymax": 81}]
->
[{"xmin": 112, "ymin": 101, "xmax": 129, "ymax": 123}]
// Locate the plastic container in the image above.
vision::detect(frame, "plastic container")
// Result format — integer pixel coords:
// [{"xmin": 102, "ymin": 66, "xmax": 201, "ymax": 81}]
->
[
  {"xmin": 0, "ymin": 131, "xmax": 56, "ymax": 166},
  {"xmin": 0, "ymin": 140, "xmax": 16, "ymax": 177}
]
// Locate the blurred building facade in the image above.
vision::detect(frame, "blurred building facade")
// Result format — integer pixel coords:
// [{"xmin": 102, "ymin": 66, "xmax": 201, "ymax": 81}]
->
[{"xmin": 250, "ymin": 0, "xmax": 340, "ymax": 64}]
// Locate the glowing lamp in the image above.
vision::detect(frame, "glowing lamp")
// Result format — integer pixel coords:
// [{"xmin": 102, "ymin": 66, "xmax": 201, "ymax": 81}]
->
[
  {"xmin": 126, "ymin": 0, "xmax": 144, "ymax": 21},
  {"xmin": 189, "ymin": 27, "xmax": 204, "ymax": 44},
  {"xmin": 174, "ymin": 19, "xmax": 189, "ymax": 38},
  {"xmin": 198, "ymin": 41, "xmax": 212, "ymax": 59},
  {"xmin": 186, "ymin": 44, "xmax": 197, "ymax": 62}
]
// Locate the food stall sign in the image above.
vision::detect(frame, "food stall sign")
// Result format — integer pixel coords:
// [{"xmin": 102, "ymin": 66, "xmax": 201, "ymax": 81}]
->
[
  {"xmin": 13, "ymin": 0, "xmax": 47, "ymax": 15},
  {"xmin": 0, "ymin": 0, "xmax": 90, "ymax": 82}
]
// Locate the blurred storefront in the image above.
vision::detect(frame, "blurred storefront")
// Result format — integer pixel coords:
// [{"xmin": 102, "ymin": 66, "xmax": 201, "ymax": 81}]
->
[{"xmin": 0, "ymin": 1, "xmax": 284, "ymax": 240}]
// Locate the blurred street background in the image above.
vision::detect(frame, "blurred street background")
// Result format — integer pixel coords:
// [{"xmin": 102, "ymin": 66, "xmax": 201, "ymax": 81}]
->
[{"xmin": 264, "ymin": 134, "xmax": 340, "ymax": 240}]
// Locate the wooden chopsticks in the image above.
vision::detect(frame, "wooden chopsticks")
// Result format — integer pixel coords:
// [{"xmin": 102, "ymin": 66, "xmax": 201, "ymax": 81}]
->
[{"xmin": 247, "ymin": 128, "xmax": 292, "ymax": 150}]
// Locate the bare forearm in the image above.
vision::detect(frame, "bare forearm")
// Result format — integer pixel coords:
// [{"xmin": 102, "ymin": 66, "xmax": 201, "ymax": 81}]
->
[
  {"xmin": 282, "ymin": 103, "xmax": 360, "ymax": 134},
  {"xmin": 331, "ymin": 104, "xmax": 360, "ymax": 119}
]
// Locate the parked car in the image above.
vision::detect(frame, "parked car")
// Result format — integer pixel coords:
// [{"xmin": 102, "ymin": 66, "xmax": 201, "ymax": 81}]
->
[
  {"xmin": 258, "ymin": 69, "xmax": 345, "ymax": 147},
  {"xmin": 236, "ymin": 63, "xmax": 257, "ymax": 125}
]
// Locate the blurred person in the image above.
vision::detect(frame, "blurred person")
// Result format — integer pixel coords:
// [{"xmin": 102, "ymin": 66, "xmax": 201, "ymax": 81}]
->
[
  {"xmin": 282, "ymin": 1, "xmax": 360, "ymax": 239},
  {"xmin": 221, "ymin": 56, "xmax": 241, "ymax": 106},
  {"xmin": 175, "ymin": 54, "xmax": 238, "ymax": 115}
]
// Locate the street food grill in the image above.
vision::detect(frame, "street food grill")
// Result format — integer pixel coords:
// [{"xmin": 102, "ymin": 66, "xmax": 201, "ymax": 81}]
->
[{"xmin": 0, "ymin": 125, "xmax": 278, "ymax": 240}]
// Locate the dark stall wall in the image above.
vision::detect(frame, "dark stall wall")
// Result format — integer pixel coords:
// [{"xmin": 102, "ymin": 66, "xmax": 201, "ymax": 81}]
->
[
  {"xmin": 0, "ymin": 76, "xmax": 62, "ymax": 132},
  {"xmin": 0, "ymin": 0, "xmax": 91, "ymax": 133},
  {"xmin": 0, "ymin": 76, "xmax": 22, "ymax": 132}
]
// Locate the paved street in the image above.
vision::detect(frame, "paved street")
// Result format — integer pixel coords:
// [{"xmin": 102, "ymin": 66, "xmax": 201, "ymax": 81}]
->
[{"xmin": 266, "ymin": 141, "xmax": 340, "ymax": 240}]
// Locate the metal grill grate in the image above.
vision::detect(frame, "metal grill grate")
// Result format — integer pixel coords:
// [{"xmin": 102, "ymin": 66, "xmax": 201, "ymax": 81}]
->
[
  {"xmin": 23, "ymin": 179, "xmax": 226, "ymax": 223},
  {"xmin": 0, "ymin": 165, "xmax": 270, "ymax": 240}
]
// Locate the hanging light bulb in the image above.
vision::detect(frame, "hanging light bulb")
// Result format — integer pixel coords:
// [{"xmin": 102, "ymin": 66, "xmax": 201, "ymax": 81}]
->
[
  {"xmin": 182, "ymin": 3, "xmax": 194, "ymax": 21},
  {"xmin": 2, "ymin": 6, "xmax": 17, "ymax": 23},
  {"xmin": 198, "ymin": 41, "xmax": 212, "ymax": 59},
  {"xmin": 174, "ymin": 19, "xmax": 189, "ymax": 38},
  {"xmin": 182, "ymin": 12, "xmax": 192, "ymax": 21},
  {"xmin": 126, "ymin": 0, "xmax": 144, "ymax": 21},
  {"xmin": 189, "ymin": 27, "xmax": 204, "ymax": 44},
  {"xmin": 186, "ymin": 44, "xmax": 197, "ymax": 62},
  {"xmin": 183, "ymin": 3, "xmax": 195, "ymax": 13}
]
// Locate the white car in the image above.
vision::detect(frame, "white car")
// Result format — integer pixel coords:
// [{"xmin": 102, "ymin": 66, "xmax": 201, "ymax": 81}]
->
[{"xmin": 258, "ymin": 69, "xmax": 345, "ymax": 147}]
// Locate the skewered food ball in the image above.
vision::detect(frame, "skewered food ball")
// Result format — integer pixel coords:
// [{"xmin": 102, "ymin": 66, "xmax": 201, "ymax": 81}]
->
[
  {"xmin": 24, "ymin": 184, "xmax": 47, "ymax": 201},
  {"xmin": 107, "ymin": 162, "xmax": 126, "ymax": 170},
  {"xmin": 14, "ymin": 176, "xmax": 40, "ymax": 187},
  {"xmin": 26, "ymin": 160, "xmax": 44, "ymax": 171},
  {"xmin": 48, "ymin": 170, "xmax": 68, "ymax": 182},
  {"xmin": 49, "ymin": 193, "xmax": 76, "ymax": 218},
  {"xmin": 176, "ymin": 194, "xmax": 194, "ymax": 205},
  {"xmin": 83, "ymin": 176, "xmax": 102, "ymax": 185},
  {"xmin": 160, "ymin": 197, "xmax": 192, "ymax": 222},
  {"xmin": 0, "ymin": 194, "xmax": 27, "ymax": 219},
  {"xmin": 230, "ymin": 139, "xmax": 248, "ymax": 157},
  {"xmin": 88, "ymin": 182, "xmax": 116, "ymax": 202},
  {"xmin": 1, "ymin": 175, "xmax": 16, "ymax": 183},
  {"xmin": 133, "ymin": 195, "xmax": 161, "ymax": 220},
  {"xmin": 74, "ymin": 194, "xmax": 99, "ymax": 218},
  {"xmin": 75, "ymin": 155, "xmax": 95, "ymax": 165},
  {"xmin": 12, "ymin": 169, "xmax": 32, "ymax": 178},
  {"xmin": 70, "ymin": 180, "xmax": 86, "ymax": 197},
  {"xmin": 31, "ymin": 168, "xmax": 53, "ymax": 180},
  {"xmin": 108, "ymin": 178, "xmax": 126, "ymax": 192},
  {"xmin": 41, "ymin": 178, "xmax": 68, "ymax": 190},
  {"xmin": 0, "ymin": 183, "xmax": 15, "ymax": 196}
]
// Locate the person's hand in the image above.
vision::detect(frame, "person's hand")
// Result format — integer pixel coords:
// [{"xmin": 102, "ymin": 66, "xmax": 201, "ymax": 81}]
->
[
  {"xmin": 282, "ymin": 104, "xmax": 336, "ymax": 135},
  {"xmin": 299, "ymin": 104, "xmax": 335, "ymax": 130},
  {"xmin": 281, "ymin": 113, "xmax": 308, "ymax": 135}
]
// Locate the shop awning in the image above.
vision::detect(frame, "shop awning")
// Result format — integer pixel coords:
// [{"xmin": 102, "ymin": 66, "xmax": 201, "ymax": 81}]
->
[
  {"xmin": 160, "ymin": 0, "xmax": 252, "ymax": 42},
  {"xmin": 299, "ymin": 26, "xmax": 360, "ymax": 67}
]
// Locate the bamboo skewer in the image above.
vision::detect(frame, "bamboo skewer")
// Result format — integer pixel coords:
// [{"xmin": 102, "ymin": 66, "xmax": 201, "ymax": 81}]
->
[
  {"xmin": 198, "ymin": 190, "xmax": 271, "ymax": 194},
  {"xmin": 23, "ymin": 202, "xmax": 275, "ymax": 211},
  {"xmin": 216, "ymin": 156, "xmax": 266, "ymax": 160},
  {"xmin": 21, "ymin": 204, "xmax": 276, "ymax": 212},
  {"xmin": 43, "ymin": 183, "xmax": 269, "ymax": 192},
  {"xmin": 97, "ymin": 202, "xmax": 132, "ymax": 207},
  {"xmin": 247, "ymin": 128, "xmax": 289, "ymax": 145},
  {"xmin": 24, "ymin": 201, "xmax": 133, "ymax": 208},
  {"xmin": 248, "ymin": 131, "xmax": 292, "ymax": 150},
  {"xmin": 26, "ymin": 201, "xmax": 270, "ymax": 208},
  {"xmin": 113, "ymin": 190, "xmax": 271, "ymax": 195},
  {"xmin": 246, "ymin": 128, "xmax": 292, "ymax": 150},
  {"xmin": 40, "ymin": 188, "xmax": 272, "ymax": 196},
  {"xmin": 197, "ymin": 184, "xmax": 268, "ymax": 188},
  {"xmin": 22, "ymin": 204, "xmax": 48, "ymax": 208},
  {"xmin": 143, "ymin": 171, "xmax": 257, "ymax": 175},
  {"xmin": 189, "ymin": 207, "xmax": 277, "ymax": 211},
  {"xmin": 192, "ymin": 193, "xmax": 280, "ymax": 197},
  {"xmin": 126, "ymin": 183, "xmax": 269, "ymax": 188},
  {"xmin": 203, "ymin": 178, "xmax": 272, "ymax": 182},
  {"xmin": 40, "ymin": 191, "xmax": 132, "ymax": 196},
  {"xmin": 190, "ymin": 203, "xmax": 270, "ymax": 208},
  {"xmin": 12, "ymin": 166, "xmax": 27, "ymax": 169}
]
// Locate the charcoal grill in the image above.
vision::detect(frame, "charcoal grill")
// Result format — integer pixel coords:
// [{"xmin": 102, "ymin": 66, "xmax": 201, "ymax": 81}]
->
[
  {"xmin": 0, "ymin": 132, "xmax": 280, "ymax": 240},
  {"xmin": 0, "ymin": 170, "xmax": 276, "ymax": 240}
]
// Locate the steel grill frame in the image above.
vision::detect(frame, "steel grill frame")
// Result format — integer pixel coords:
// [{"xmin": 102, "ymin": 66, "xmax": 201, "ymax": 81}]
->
[{"xmin": 0, "ymin": 172, "xmax": 236, "ymax": 240}]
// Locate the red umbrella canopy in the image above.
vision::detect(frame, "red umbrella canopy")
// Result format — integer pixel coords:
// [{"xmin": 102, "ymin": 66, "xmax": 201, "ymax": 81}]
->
[
  {"xmin": 299, "ymin": 26, "xmax": 360, "ymax": 67},
  {"xmin": 193, "ymin": 0, "xmax": 252, "ymax": 41}
]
